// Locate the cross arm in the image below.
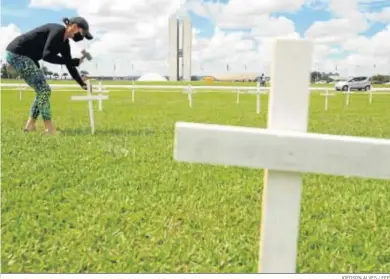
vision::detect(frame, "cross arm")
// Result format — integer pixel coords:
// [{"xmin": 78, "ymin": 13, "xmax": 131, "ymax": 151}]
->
[
  {"xmin": 71, "ymin": 95, "xmax": 109, "ymax": 101},
  {"xmin": 174, "ymin": 122, "xmax": 390, "ymax": 180}
]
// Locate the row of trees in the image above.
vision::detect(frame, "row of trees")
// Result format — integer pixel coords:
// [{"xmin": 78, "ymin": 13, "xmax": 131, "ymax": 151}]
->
[
  {"xmin": 310, "ymin": 71, "xmax": 339, "ymax": 83},
  {"xmin": 310, "ymin": 71, "xmax": 390, "ymax": 84},
  {"xmin": 370, "ymin": 75, "xmax": 390, "ymax": 84},
  {"xmin": 0, "ymin": 64, "xmax": 89, "ymax": 79}
]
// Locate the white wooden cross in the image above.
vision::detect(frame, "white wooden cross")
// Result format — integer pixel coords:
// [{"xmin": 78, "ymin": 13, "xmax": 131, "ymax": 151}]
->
[
  {"xmin": 131, "ymin": 80, "xmax": 135, "ymax": 103},
  {"xmin": 320, "ymin": 89, "xmax": 335, "ymax": 111},
  {"xmin": 18, "ymin": 83, "xmax": 25, "ymax": 100},
  {"xmin": 247, "ymin": 84, "xmax": 268, "ymax": 114},
  {"xmin": 344, "ymin": 85, "xmax": 352, "ymax": 106},
  {"xmin": 173, "ymin": 39, "xmax": 390, "ymax": 273},
  {"xmin": 234, "ymin": 88, "xmax": 242, "ymax": 104},
  {"xmin": 95, "ymin": 81, "xmax": 109, "ymax": 111},
  {"xmin": 70, "ymin": 79, "xmax": 108, "ymax": 134},
  {"xmin": 368, "ymin": 89, "xmax": 373, "ymax": 104},
  {"xmin": 183, "ymin": 84, "xmax": 196, "ymax": 108}
]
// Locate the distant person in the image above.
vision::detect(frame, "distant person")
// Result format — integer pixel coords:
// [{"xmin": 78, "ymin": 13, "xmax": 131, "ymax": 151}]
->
[
  {"xmin": 5, "ymin": 17, "xmax": 93, "ymax": 134},
  {"xmin": 260, "ymin": 73, "xmax": 266, "ymax": 86}
]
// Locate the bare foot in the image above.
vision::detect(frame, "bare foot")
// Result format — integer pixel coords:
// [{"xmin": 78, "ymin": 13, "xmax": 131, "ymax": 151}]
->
[
  {"xmin": 43, "ymin": 120, "xmax": 57, "ymax": 134},
  {"xmin": 24, "ymin": 118, "xmax": 37, "ymax": 132},
  {"xmin": 24, "ymin": 126, "xmax": 36, "ymax": 132}
]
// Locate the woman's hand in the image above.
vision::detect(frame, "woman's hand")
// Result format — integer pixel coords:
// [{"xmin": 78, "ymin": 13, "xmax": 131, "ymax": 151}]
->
[{"xmin": 81, "ymin": 75, "xmax": 88, "ymax": 90}]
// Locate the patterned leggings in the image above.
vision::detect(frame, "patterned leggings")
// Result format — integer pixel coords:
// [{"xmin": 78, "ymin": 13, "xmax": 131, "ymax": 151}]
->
[{"xmin": 6, "ymin": 51, "xmax": 52, "ymax": 121}]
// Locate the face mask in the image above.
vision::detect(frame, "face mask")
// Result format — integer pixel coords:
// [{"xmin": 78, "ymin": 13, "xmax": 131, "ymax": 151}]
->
[{"xmin": 72, "ymin": 32, "xmax": 84, "ymax": 42}]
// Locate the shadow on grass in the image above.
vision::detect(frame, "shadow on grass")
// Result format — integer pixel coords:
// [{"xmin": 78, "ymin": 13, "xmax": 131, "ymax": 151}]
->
[{"xmin": 59, "ymin": 128, "xmax": 155, "ymax": 136}]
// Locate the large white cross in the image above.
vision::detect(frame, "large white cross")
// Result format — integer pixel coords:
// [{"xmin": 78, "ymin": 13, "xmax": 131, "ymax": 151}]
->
[{"xmin": 173, "ymin": 39, "xmax": 390, "ymax": 273}]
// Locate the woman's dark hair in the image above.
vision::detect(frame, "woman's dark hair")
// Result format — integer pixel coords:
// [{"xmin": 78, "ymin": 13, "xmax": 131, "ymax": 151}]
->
[{"xmin": 62, "ymin": 18, "xmax": 70, "ymax": 25}]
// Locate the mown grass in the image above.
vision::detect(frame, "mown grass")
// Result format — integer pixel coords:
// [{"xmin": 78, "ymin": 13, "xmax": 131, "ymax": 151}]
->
[{"xmin": 1, "ymin": 87, "xmax": 390, "ymax": 273}]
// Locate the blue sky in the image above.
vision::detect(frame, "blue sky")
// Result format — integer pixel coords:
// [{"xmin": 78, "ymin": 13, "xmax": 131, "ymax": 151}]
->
[
  {"xmin": 1, "ymin": 0, "xmax": 78, "ymax": 31},
  {"xmin": 2, "ymin": 0, "xmax": 387, "ymax": 38}
]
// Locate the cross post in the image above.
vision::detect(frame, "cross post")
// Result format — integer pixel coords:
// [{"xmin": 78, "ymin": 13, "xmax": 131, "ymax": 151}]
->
[
  {"xmin": 132, "ymin": 80, "xmax": 135, "ymax": 103},
  {"xmin": 183, "ymin": 84, "xmax": 195, "ymax": 108},
  {"xmin": 96, "ymin": 81, "xmax": 109, "ymax": 111},
  {"xmin": 247, "ymin": 84, "xmax": 268, "ymax": 114},
  {"xmin": 235, "ymin": 88, "xmax": 241, "ymax": 104},
  {"xmin": 345, "ymin": 85, "xmax": 351, "ymax": 106},
  {"xmin": 18, "ymin": 84, "xmax": 24, "ymax": 101},
  {"xmin": 368, "ymin": 90, "xmax": 373, "ymax": 104}
]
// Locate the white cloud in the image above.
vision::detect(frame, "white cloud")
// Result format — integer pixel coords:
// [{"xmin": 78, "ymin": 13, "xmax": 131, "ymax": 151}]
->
[
  {"xmin": 188, "ymin": 0, "xmax": 305, "ymax": 29},
  {"xmin": 1, "ymin": 0, "xmax": 388, "ymax": 78},
  {"xmin": 304, "ymin": 0, "xmax": 371, "ymax": 45},
  {"xmin": 303, "ymin": 0, "xmax": 390, "ymax": 76},
  {"xmin": 250, "ymin": 16, "xmax": 298, "ymax": 39},
  {"xmin": 305, "ymin": 0, "xmax": 390, "ymax": 14},
  {"xmin": 304, "ymin": 17, "xmax": 369, "ymax": 44},
  {"xmin": 185, "ymin": 0, "xmax": 225, "ymax": 20},
  {"xmin": 342, "ymin": 25, "xmax": 390, "ymax": 57},
  {"xmin": 366, "ymin": 7, "xmax": 390, "ymax": 22},
  {"xmin": 328, "ymin": 0, "xmax": 362, "ymax": 18},
  {"xmin": 321, "ymin": 25, "xmax": 390, "ymax": 76},
  {"xmin": 0, "ymin": 24, "xmax": 22, "ymax": 62}
]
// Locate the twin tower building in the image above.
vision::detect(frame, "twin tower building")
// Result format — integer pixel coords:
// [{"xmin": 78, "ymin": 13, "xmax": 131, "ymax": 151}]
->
[{"xmin": 168, "ymin": 15, "xmax": 192, "ymax": 81}]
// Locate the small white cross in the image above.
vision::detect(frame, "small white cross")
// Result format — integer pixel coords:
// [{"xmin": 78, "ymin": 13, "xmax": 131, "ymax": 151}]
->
[
  {"xmin": 93, "ymin": 81, "xmax": 109, "ymax": 111},
  {"xmin": 71, "ymin": 80, "xmax": 108, "ymax": 134},
  {"xmin": 234, "ymin": 88, "xmax": 242, "ymax": 104},
  {"xmin": 131, "ymin": 80, "xmax": 135, "ymax": 103},
  {"xmin": 368, "ymin": 89, "xmax": 373, "ymax": 104},
  {"xmin": 247, "ymin": 84, "xmax": 268, "ymax": 114},
  {"xmin": 344, "ymin": 85, "xmax": 352, "ymax": 106},
  {"xmin": 320, "ymin": 89, "xmax": 335, "ymax": 111},
  {"xmin": 18, "ymin": 83, "xmax": 25, "ymax": 101},
  {"xmin": 183, "ymin": 84, "xmax": 196, "ymax": 108}
]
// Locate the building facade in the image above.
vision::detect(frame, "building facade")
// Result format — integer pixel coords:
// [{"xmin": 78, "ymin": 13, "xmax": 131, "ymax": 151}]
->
[{"xmin": 168, "ymin": 16, "xmax": 192, "ymax": 81}]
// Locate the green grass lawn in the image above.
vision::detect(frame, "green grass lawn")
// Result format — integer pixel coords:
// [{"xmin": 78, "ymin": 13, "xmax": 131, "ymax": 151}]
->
[{"xmin": 1, "ymin": 87, "xmax": 390, "ymax": 273}]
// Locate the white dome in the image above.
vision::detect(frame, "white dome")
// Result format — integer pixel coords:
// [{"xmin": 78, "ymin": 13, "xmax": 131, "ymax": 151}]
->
[{"xmin": 137, "ymin": 73, "xmax": 167, "ymax": 82}]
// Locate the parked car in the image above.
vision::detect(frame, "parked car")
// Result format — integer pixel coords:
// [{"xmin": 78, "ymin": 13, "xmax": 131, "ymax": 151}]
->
[{"xmin": 335, "ymin": 76, "xmax": 371, "ymax": 91}]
